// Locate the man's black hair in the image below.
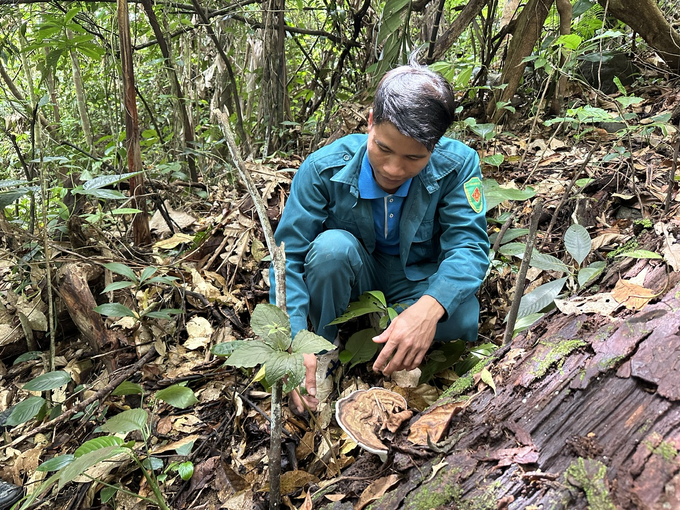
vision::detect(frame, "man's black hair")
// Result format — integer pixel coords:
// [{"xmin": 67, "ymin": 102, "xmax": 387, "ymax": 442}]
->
[{"xmin": 372, "ymin": 64, "xmax": 456, "ymax": 152}]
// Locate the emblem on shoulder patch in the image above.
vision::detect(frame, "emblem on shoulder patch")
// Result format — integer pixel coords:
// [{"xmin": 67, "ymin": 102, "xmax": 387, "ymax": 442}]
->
[{"xmin": 464, "ymin": 177, "xmax": 484, "ymax": 213}]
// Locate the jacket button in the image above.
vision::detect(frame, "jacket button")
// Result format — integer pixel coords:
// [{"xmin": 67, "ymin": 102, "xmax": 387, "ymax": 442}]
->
[{"xmin": 343, "ymin": 154, "xmax": 351, "ymax": 161}]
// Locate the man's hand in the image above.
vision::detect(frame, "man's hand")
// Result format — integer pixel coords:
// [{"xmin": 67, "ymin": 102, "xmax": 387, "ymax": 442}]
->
[
  {"xmin": 290, "ymin": 353, "xmax": 319, "ymax": 413},
  {"xmin": 372, "ymin": 295, "xmax": 445, "ymax": 376}
]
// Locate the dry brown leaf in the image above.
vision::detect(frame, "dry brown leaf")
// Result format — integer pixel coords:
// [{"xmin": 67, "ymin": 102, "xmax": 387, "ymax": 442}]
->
[
  {"xmin": 277, "ymin": 470, "xmax": 319, "ymax": 496},
  {"xmin": 355, "ymin": 474, "xmax": 401, "ymax": 510},
  {"xmin": 554, "ymin": 293, "xmax": 620, "ymax": 316},
  {"xmin": 296, "ymin": 431, "xmax": 315, "ymax": 461},
  {"xmin": 153, "ymin": 233, "xmax": 195, "ymax": 250},
  {"xmin": 407, "ymin": 400, "xmax": 467, "ymax": 445},
  {"xmin": 612, "ymin": 279, "xmax": 656, "ymax": 310},
  {"xmin": 323, "ymin": 494, "xmax": 345, "ymax": 502},
  {"xmin": 184, "ymin": 316, "xmax": 213, "ymax": 350},
  {"xmin": 299, "ymin": 492, "xmax": 314, "ymax": 509},
  {"xmin": 151, "ymin": 434, "xmax": 201, "ymax": 455}
]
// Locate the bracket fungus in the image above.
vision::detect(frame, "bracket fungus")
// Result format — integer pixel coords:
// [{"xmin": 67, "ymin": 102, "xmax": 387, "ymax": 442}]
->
[{"xmin": 335, "ymin": 387, "xmax": 413, "ymax": 462}]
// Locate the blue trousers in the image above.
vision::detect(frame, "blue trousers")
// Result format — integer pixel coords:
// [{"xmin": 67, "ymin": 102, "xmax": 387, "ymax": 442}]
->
[{"xmin": 304, "ymin": 230, "xmax": 480, "ymax": 343}]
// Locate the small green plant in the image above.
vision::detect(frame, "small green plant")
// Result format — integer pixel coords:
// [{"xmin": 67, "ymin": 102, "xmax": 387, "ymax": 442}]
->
[
  {"xmin": 14, "ymin": 381, "xmax": 197, "ymax": 510},
  {"xmin": 498, "ymin": 223, "xmax": 607, "ymax": 332},
  {"xmin": 94, "ymin": 262, "xmax": 181, "ymax": 321}
]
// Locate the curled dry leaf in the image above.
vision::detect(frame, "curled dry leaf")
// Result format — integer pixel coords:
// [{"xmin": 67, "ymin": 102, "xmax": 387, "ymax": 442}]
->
[
  {"xmin": 335, "ymin": 387, "xmax": 412, "ymax": 462},
  {"xmin": 355, "ymin": 474, "xmax": 401, "ymax": 510},
  {"xmin": 407, "ymin": 400, "xmax": 467, "ymax": 446},
  {"xmin": 612, "ymin": 279, "xmax": 656, "ymax": 310}
]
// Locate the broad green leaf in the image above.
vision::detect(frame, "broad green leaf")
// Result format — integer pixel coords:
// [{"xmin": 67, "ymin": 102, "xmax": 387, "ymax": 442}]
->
[
  {"xmin": 13, "ymin": 351, "xmax": 42, "ymax": 365},
  {"xmin": 100, "ymin": 485, "xmax": 120, "ymax": 504},
  {"xmin": 75, "ymin": 436, "xmax": 125, "ymax": 457},
  {"xmin": 264, "ymin": 351, "xmax": 292, "ymax": 385},
  {"xmin": 111, "ymin": 208, "xmax": 142, "ymax": 215},
  {"xmin": 58, "ymin": 446, "xmax": 127, "ymax": 489},
  {"xmin": 138, "ymin": 266, "xmax": 158, "ymax": 284},
  {"xmin": 329, "ymin": 292, "xmax": 387, "ymax": 325},
  {"xmin": 342, "ymin": 328, "xmax": 380, "ymax": 368},
  {"xmin": 282, "ymin": 353, "xmax": 305, "ymax": 394},
  {"xmin": 223, "ymin": 341, "xmax": 275, "ymax": 368},
  {"xmin": 489, "ymin": 228, "xmax": 529, "ymax": 246},
  {"xmin": 250, "ymin": 303, "xmax": 291, "ymax": 351},
  {"xmin": 578, "ymin": 261, "xmax": 606, "ymax": 287},
  {"xmin": 480, "ymin": 367, "xmax": 497, "ymax": 395},
  {"xmin": 100, "ymin": 408, "xmax": 148, "ymax": 435},
  {"xmin": 291, "ymin": 330, "xmax": 337, "ymax": 355},
  {"xmin": 112, "ymin": 381, "xmax": 144, "ymax": 396},
  {"xmin": 5, "ymin": 396, "xmax": 46, "ymax": 427},
  {"xmin": 0, "ymin": 189, "xmax": 30, "ymax": 208},
  {"xmin": 616, "ymin": 249, "xmax": 662, "ymax": 260},
  {"xmin": 469, "ymin": 122, "xmax": 496, "ymax": 141},
  {"xmin": 37, "ymin": 454, "xmax": 75, "ymax": 472},
  {"xmin": 175, "ymin": 440, "xmax": 195, "ymax": 456},
  {"xmin": 103, "ymin": 262, "xmax": 138, "ymax": 282},
  {"xmin": 513, "ymin": 313, "xmax": 545, "ymax": 336},
  {"xmin": 483, "ymin": 179, "xmax": 535, "ymax": 210},
  {"xmin": 564, "ymin": 224, "xmax": 591, "ymax": 265},
  {"xmin": 177, "ymin": 461, "xmax": 194, "ymax": 481},
  {"xmin": 144, "ymin": 308, "xmax": 183, "ymax": 319},
  {"xmin": 142, "ymin": 457, "xmax": 164, "ymax": 471},
  {"xmin": 499, "ymin": 243, "xmax": 569, "ymax": 273},
  {"xmin": 155, "ymin": 385, "xmax": 198, "ymax": 409},
  {"xmin": 365, "ymin": 290, "xmax": 387, "ymax": 306},
  {"xmin": 419, "ymin": 340, "xmax": 465, "ymax": 383},
  {"xmin": 102, "ymin": 281, "xmax": 134, "ymax": 293},
  {"xmin": 23, "ymin": 371, "xmax": 71, "ymax": 392},
  {"xmin": 211, "ymin": 340, "xmax": 243, "ymax": 357},
  {"xmin": 482, "ymin": 154, "xmax": 504, "ymax": 167},
  {"xmin": 76, "ymin": 188, "xmax": 126, "ymax": 200},
  {"xmin": 516, "ymin": 277, "xmax": 568, "ymax": 320},
  {"xmin": 82, "ymin": 171, "xmax": 142, "ymax": 190},
  {"xmin": 94, "ymin": 303, "xmax": 137, "ymax": 318},
  {"xmin": 555, "ymin": 33, "xmax": 582, "ymax": 50}
]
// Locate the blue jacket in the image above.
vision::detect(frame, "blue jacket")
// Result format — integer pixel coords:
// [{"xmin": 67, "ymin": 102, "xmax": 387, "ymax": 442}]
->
[{"xmin": 270, "ymin": 134, "xmax": 490, "ymax": 338}]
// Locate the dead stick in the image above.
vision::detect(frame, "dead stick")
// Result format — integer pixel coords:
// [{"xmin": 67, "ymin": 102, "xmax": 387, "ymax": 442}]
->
[
  {"xmin": 503, "ymin": 199, "xmax": 543, "ymax": 345},
  {"xmin": 665, "ymin": 134, "xmax": 680, "ymax": 214},
  {"xmin": 491, "ymin": 213, "xmax": 515, "ymax": 254},
  {"xmin": 4, "ymin": 347, "xmax": 157, "ymax": 450},
  {"xmin": 541, "ymin": 142, "xmax": 599, "ymax": 249}
]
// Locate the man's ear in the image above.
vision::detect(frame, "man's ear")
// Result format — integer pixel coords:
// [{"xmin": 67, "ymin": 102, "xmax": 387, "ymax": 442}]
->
[{"xmin": 368, "ymin": 109, "xmax": 373, "ymax": 129}]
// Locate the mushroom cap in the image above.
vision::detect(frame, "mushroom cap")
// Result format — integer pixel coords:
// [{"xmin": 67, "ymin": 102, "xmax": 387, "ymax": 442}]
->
[{"xmin": 335, "ymin": 387, "xmax": 411, "ymax": 462}]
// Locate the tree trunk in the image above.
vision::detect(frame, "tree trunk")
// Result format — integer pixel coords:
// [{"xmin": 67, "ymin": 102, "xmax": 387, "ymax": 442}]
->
[
  {"xmin": 261, "ymin": 0, "xmax": 286, "ymax": 156},
  {"xmin": 550, "ymin": 0, "xmax": 572, "ymax": 115},
  {"xmin": 117, "ymin": 0, "xmax": 151, "ymax": 247},
  {"xmin": 342, "ymin": 261, "xmax": 680, "ymax": 509},
  {"xmin": 140, "ymin": 0, "xmax": 198, "ymax": 183},
  {"xmin": 598, "ymin": 0, "xmax": 680, "ymax": 71},
  {"xmin": 486, "ymin": 0, "xmax": 554, "ymax": 122},
  {"xmin": 67, "ymin": 29, "xmax": 94, "ymax": 151},
  {"xmin": 428, "ymin": 0, "xmax": 488, "ymax": 63}
]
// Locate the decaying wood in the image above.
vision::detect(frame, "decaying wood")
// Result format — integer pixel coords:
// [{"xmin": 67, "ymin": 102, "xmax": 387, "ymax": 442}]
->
[
  {"xmin": 324, "ymin": 262, "xmax": 680, "ymax": 509},
  {"xmin": 57, "ymin": 262, "xmax": 123, "ymax": 372}
]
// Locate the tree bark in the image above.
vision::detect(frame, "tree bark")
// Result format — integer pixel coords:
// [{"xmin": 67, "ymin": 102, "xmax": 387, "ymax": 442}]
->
[
  {"xmin": 67, "ymin": 29, "xmax": 94, "ymax": 151},
  {"xmin": 486, "ymin": 0, "xmax": 554, "ymax": 122},
  {"xmin": 550, "ymin": 0, "xmax": 572, "ymax": 115},
  {"xmin": 428, "ymin": 0, "xmax": 487, "ymax": 63},
  {"xmin": 261, "ymin": 0, "xmax": 286, "ymax": 156},
  {"xmin": 117, "ymin": 0, "xmax": 151, "ymax": 247},
  {"xmin": 598, "ymin": 0, "xmax": 680, "ymax": 71}
]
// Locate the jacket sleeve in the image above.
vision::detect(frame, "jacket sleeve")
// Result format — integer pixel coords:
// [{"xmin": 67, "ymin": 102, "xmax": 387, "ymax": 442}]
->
[
  {"xmin": 269, "ymin": 157, "xmax": 330, "ymax": 338},
  {"xmin": 424, "ymin": 149, "xmax": 490, "ymax": 319}
]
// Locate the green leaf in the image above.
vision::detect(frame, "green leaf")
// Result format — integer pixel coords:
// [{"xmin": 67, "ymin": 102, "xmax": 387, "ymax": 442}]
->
[
  {"xmin": 76, "ymin": 188, "xmax": 126, "ymax": 200},
  {"xmin": 111, "ymin": 208, "xmax": 142, "ymax": 215},
  {"xmin": 94, "ymin": 303, "xmax": 137, "ymax": 318},
  {"xmin": 342, "ymin": 328, "xmax": 380, "ymax": 368},
  {"xmin": 250, "ymin": 303, "xmax": 291, "ymax": 351},
  {"xmin": 175, "ymin": 440, "xmax": 195, "ymax": 456},
  {"xmin": 264, "ymin": 351, "xmax": 292, "ymax": 385},
  {"xmin": 13, "ymin": 351, "xmax": 42, "ymax": 365},
  {"xmin": 554, "ymin": 33, "xmax": 582, "ymax": 50},
  {"xmin": 23, "ymin": 371, "xmax": 71, "ymax": 392},
  {"xmin": 482, "ymin": 154, "xmax": 504, "ymax": 167},
  {"xmin": 103, "ymin": 262, "xmax": 138, "ymax": 282},
  {"xmin": 513, "ymin": 313, "xmax": 545, "ymax": 335},
  {"xmin": 516, "ymin": 277, "xmax": 568, "ymax": 320},
  {"xmin": 291, "ymin": 330, "xmax": 337, "ymax": 355},
  {"xmin": 155, "ymin": 385, "xmax": 198, "ymax": 409},
  {"xmin": 365, "ymin": 290, "xmax": 387, "ymax": 306},
  {"xmin": 483, "ymin": 179, "xmax": 536, "ymax": 210},
  {"xmin": 142, "ymin": 457, "xmax": 164, "ymax": 471},
  {"xmin": 578, "ymin": 261, "xmax": 606, "ymax": 287},
  {"xmin": 102, "ymin": 281, "xmax": 134, "ymax": 293},
  {"xmin": 479, "ymin": 367, "xmax": 497, "ymax": 395},
  {"xmin": 469, "ymin": 122, "xmax": 496, "ymax": 141},
  {"xmin": 112, "ymin": 381, "xmax": 144, "ymax": 396},
  {"xmin": 82, "ymin": 172, "xmax": 142, "ymax": 190},
  {"xmin": 328, "ymin": 292, "xmax": 387, "ymax": 325},
  {"xmin": 75, "ymin": 436, "xmax": 125, "ymax": 457},
  {"xmin": 37, "ymin": 454, "xmax": 75, "ymax": 472},
  {"xmin": 138, "ymin": 266, "xmax": 158, "ymax": 284},
  {"xmin": 488, "ymin": 228, "xmax": 529, "ymax": 246},
  {"xmin": 224, "ymin": 341, "xmax": 275, "ymax": 368},
  {"xmin": 177, "ymin": 461, "xmax": 194, "ymax": 481},
  {"xmin": 144, "ymin": 308, "xmax": 183, "ymax": 319},
  {"xmin": 5, "ymin": 396, "xmax": 46, "ymax": 427},
  {"xmin": 564, "ymin": 224, "xmax": 591, "ymax": 265},
  {"xmin": 616, "ymin": 249, "xmax": 663, "ymax": 260},
  {"xmin": 100, "ymin": 485, "xmax": 120, "ymax": 504},
  {"xmin": 499, "ymin": 243, "xmax": 569, "ymax": 273},
  {"xmin": 0, "ymin": 189, "xmax": 29, "ymax": 208},
  {"xmin": 211, "ymin": 341, "xmax": 243, "ymax": 357},
  {"xmin": 100, "ymin": 408, "xmax": 148, "ymax": 435},
  {"xmin": 419, "ymin": 340, "xmax": 465, "ymax": 383},
  {"xmin": 58, "ymin": 446, "xmax": 127, "ymax": 489},
  {"xmin": 282, "ymin": 353, "xmax": 305, "ymax": 394}
]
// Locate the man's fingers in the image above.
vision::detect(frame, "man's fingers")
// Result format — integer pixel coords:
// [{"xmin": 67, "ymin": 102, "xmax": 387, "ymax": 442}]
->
[
  {"xmin": 303, "ymin": 353, "xmax": 317, "ymax": 397},
  {"xmin": 291, "ymin": 389, "xmax": 319, "ymax": 414}
]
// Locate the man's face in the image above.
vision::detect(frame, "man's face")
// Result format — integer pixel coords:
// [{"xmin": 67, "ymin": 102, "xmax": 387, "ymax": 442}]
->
[{"xmin": 366, "ymin": 111, "xmax": 432, "ymax": 194}]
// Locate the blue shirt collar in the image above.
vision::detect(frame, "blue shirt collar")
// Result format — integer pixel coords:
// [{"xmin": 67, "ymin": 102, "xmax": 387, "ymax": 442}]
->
[{"xmin": 358, "ymin": 152, "xmax": 411, "ymax": 199}]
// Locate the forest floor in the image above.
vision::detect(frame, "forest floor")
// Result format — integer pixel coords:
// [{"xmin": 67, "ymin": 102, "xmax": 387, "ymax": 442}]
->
[{"xmin": 1, "ymin": 74, "xmax": 680, "ymax": 510}]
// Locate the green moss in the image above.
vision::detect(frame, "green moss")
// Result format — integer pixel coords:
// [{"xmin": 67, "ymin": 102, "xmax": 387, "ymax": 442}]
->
[
  {"xmin": 607, "ymin": 239, "xmax": 639, "ymax": 259},
  {"xmin": 402, "ymin": 472, "xmax": 498, "ymax": 510},
  {"xmin": 565, "ymin": 458, "xmax": 616, "ymax": 510},
  {"xmin": 597, "ymin": 355, "xmax": 626, "ymax": 371},
  {"xmin": 531, "ymin": 338, "xmax": 587, "ymax": 379},
  {"xmin": 645, "ymin": 435, "xmax": 678, "ymax": 461},
  {"xmin": 440, "ymin": 359, "xmax": 488, "ymax": 400}
]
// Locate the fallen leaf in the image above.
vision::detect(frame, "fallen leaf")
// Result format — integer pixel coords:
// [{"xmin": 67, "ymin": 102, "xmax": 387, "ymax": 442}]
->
[
  {"xmin": 426, "ymin": 459, "xmax": 448, "ymax": 482},
  {"xmin": 153, "ymin": 233, "xmax": 195, "ymax": 250},
  {"xmin": 407, "ymin": 400, "xmax": 467, "ymax": 445},
  {"xmin": 355, "ymin": 474, "xmax": 401, "ymax": 510},
  {"xmin": 390, "ymin": 367, "xmax": 421, "ymax": 388},
  {"xmin": 323, "ymin": 494, "xmax": 345, "ymax": 502},
  {"xmin": 473, "ymin": 445, "xmax": 539, "ymax": 467},
  {"xmin": 554, "ymin": 293, "xmax": 620, "ymax": 316},
  {"xmin": 612, "ymin": 279, "xmax": 656, "ymax": 310},
  {"xmin": 277, "ymin": 470, "xmax": 319, "ymax": 496},
  {"xmin": 299, "ymin": 492, "xmax": 314, "ymax": 509},
  {"xmin": 184, "ymin": 316, "xmax": 213, "ymax": 350}
]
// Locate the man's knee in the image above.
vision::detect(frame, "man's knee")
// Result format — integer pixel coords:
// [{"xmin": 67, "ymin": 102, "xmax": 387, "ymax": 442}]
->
[
  {"xmin": 435, "ymin": 295, "xmax": 480, "ymax": 343},
  {"xmin": 305, "ymin": 230, "xmax": 364, "ymax": 269}
]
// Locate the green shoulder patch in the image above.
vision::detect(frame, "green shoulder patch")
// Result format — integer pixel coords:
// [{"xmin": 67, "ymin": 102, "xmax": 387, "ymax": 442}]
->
[{"xmin": 464, "ymin": 176, "xmax": 484, "ymax": 213}]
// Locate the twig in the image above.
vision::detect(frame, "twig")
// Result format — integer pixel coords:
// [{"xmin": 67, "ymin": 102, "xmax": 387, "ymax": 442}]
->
[
  {"xmin": 491, "ymin": 213, "xmax": 515, "ymax": 254},
  {"xmin": 3, "ymin": 347, "xmax": 157, "ymax": 450},
  {"xmin": 503, "ymin": 199, "xmax": 543, "ymax": 345},
  {"xmin": 665, "ymin": 134, "xmax": 680, "ymax": 214},
  {"xmin": 540, "ymin": 142, "xmax": 599, "ymax": 249}
]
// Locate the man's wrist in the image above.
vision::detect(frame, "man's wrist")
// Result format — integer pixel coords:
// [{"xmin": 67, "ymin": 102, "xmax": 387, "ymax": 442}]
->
[{"xmin": 416, "ymin": 294, "xmax": 446, "ymax": 322}]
